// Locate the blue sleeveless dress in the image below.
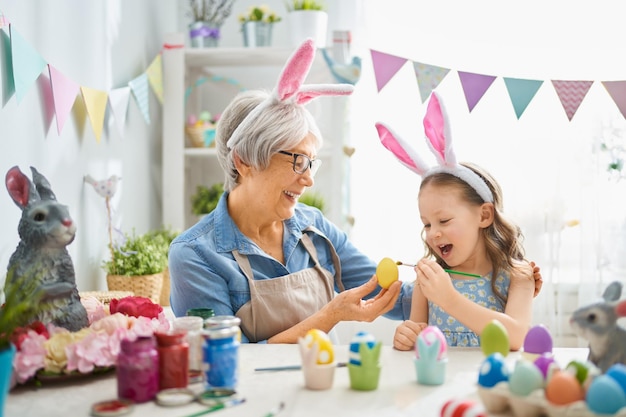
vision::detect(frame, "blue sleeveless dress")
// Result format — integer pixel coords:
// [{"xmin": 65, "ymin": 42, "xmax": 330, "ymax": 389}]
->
[{"xmin": 427, "ymin": 271, "xmax": 510, "ymax": 347}]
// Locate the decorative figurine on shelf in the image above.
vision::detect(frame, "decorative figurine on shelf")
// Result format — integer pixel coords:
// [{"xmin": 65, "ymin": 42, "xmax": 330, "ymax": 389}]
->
[
  {"xmin": 5, "ymin": 166, "xmax": 88, "ymax": 331},
  {"xmin": 347, "ymin": 331, "xmax": 382, "ymax": 391},
  {"xmin": 298, "ymin": 329, "xmax": 336, "ymax": 390},
  {"xmin": 570, "ymin": 280, "xmax": 626, "ymax": 373},
  {"xmin": 414, "ymin": 325, "xmax": 448, "ymax": 385}
]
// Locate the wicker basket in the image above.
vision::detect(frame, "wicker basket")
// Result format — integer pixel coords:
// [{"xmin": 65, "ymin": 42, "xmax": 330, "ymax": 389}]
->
[
  {"xmin": 159, "ymin": 268, "xmax": 171, "ymax": 306},
  {"xmin": 80, "ymin": 290, "xmax": 134, "ymax": 305},
  {"xmin": 185, "ymin": 124, "xmax": 207, "ymax": 148},
  {"xmin": 106, "ymin": 272, "xmax": 164, "ymax": 304}
]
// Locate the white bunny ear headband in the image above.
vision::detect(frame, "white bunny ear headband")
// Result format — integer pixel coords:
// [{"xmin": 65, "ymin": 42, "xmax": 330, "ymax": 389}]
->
[
  {"xmin": 375, "ymin": 92, "xmax": 494, "ymax": 203},
  {"xmin": 226, "ymin": 38, "xmax": 354, "ymax": 149}
]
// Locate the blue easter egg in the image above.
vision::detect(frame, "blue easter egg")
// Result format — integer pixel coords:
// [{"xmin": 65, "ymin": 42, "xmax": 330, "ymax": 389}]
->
[
  {"xmin": 607, "ymin": 363, "xmax": 626, "ymax": 394},
  {"xmin": 477, "ymin": 353, "xmax": 510, "ymax": 388},
  {"xmin": 586, "ymin": 374, "xmax": 626, "ymax": 414},
  {"xmin": 349, "ymin": 331, "xmax": 377, "ymax": 366}
]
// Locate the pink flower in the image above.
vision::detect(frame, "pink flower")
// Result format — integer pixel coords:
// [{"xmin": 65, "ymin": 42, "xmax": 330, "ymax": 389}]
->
[
  {"xmin": 13, "ymin": 331, "xmax": 47, "ymax": 383},
  {"xmin": 80, "ymin": 296, "xmax": 107, "ymax": 325},
  {"xmin": 110, "ymin": 296, "xmax": 162, "ymax": 319},
  {"xmin": 66, "ymin": 331, "xmax": 116, "ymax": 373},
  {"xmin": 90, "ymin": 313, "xmax": 133, "ymax": 335}
]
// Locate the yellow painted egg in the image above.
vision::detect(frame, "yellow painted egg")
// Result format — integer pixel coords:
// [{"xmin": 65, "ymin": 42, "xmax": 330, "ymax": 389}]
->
[
  {"xmin": 304, "ymin": 329, "xmax": 334, "ymax": 365},
  {"xmin": 480, "ymin": 319, "xmax": 510, "ymax": 357},
  {"xmin": 376, "ymin": 257, "xmax": 399, "ymax": 289}
]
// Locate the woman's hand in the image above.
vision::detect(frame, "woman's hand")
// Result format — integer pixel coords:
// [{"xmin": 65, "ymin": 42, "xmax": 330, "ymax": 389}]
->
[
  {"xmin": 328, "ymin": 275, "xmax": 401, "ymax": 323},
  {"xmin": 393, "ymin": 320, "xmax": 427, "ymax": 351}
]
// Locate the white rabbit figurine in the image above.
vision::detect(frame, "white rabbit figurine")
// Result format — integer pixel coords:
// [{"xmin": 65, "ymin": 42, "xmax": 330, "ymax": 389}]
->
[
  {"xmin": 570, "ymin": 281, "xmax": 626, "ymax": 373},
  {"xmin": 4, "ymin": 166, "xmax": 88, "ymax": 331}
]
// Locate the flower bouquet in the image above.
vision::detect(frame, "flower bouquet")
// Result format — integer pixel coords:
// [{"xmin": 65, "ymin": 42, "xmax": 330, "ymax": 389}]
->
[{"xmin": 11, "ymin": 295, "xmax": 170, "ymax": 386}]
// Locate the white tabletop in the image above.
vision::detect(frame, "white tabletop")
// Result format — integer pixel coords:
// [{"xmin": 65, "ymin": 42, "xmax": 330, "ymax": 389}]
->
[{"xmin": 6, "ymin": 344, "xmax": 589, "ymax": 417}]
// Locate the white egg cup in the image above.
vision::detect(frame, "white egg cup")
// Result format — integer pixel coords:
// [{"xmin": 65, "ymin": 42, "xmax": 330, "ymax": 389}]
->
[{"xmin": 298, "ymin": 337, "xmax": 336, "ymax": 390}]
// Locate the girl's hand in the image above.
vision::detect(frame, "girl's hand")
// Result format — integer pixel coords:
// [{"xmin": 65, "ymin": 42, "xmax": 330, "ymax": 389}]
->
[
  {"xmin": 510, "ymin": 260, "xmax": 536, "ymax": 294},
  {"xmin": 415, "ymin": 259, "xmax": 456, "ymax": 307},
  {"xmin": 530, "ymin": 261, "xmax": 543, "ymax": 297},
  {"xmin": 393, "ymin": 320, "xmax": 427, "ymax": 351}
]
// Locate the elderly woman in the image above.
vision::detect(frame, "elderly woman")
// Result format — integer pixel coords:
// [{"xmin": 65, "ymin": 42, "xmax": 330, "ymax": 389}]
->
[{"xmin": 168, "ymin": 40, "xmax": 413, "ymax": 343}]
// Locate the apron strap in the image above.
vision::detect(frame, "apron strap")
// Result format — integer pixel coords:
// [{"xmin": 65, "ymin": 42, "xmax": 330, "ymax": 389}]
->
[{"xmin": 303, "ymin": 226, "xmax": 345, "ymax": 292}]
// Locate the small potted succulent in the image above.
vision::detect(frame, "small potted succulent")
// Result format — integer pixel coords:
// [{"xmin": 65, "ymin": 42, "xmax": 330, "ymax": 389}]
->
[
  {"xmin": 239, "ymin": 4, "xmax": 282, "ymax": 47},
  {"xmin": 285, "ymin": 0, "xmax": 327, "ymax": 47}
]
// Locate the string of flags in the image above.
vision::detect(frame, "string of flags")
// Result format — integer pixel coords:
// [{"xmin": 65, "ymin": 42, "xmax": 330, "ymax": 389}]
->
[
  {"xmin": 0, "ymin": 10, "xmax": 163, "ymax": 142},
  {"xmin": 370, "ymin": 49, "xmax": 626, "ymax": 121}
]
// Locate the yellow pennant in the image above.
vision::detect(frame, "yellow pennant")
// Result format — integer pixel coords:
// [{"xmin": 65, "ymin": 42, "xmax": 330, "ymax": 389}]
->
[
  {"xmin": 146, "ymin": 53, "xmax": 163, "ymax": 104},
  {"xmin": 80, "ymin": 86, "xmax": 108, "ymax": 143}
]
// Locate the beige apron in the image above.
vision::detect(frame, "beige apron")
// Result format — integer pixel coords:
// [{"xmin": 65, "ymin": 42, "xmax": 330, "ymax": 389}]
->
[{"xmin": 235, "ymin": 226, "xmax": 345, "ymax": 342}]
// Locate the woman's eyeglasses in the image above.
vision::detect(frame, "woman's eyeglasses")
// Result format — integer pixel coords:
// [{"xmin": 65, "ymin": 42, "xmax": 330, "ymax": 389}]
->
[{"xmin": 277, "ymin": 151, "xmax": 322, "ymax": 176}]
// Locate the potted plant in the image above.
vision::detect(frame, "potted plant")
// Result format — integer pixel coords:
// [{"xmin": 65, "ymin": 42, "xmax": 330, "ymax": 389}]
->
[
  {"xmin": 300, "ymin": 191, "xmax": 326, "ymax": 212},
  {"xmin": 102, "ymin": 230, "xmax": 169, "ymax": 304},
  {"xmin": 191, "ymin": 182, "xmax": 224, "ymax": 216},
  {"xmin": 187, "ymin": 0, "xmax": 236, "ymax": 47},
  {"xmin": 239, "ymin": 5, "xmax": 282, "ymax": 47},
  {"xmin": 285, "ymin": 0, "xmax": 327, "ymax": 47}
]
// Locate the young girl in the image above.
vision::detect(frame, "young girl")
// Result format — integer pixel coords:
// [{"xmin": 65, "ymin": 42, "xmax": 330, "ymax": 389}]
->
[{"xmin": 376, "ymin": 92, "xmax": 536, "ymax": 351}]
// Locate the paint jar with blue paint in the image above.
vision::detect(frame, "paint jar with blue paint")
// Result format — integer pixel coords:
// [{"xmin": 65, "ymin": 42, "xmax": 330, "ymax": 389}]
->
[{"xmin": 203, "ymin": 325, "xmax": 240, "ymax": 390}]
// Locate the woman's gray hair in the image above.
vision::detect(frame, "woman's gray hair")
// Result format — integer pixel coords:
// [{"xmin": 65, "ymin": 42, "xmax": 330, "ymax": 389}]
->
[{"xmin": 215, "ymin": 89, "xmax": 323, "ymax": 192}]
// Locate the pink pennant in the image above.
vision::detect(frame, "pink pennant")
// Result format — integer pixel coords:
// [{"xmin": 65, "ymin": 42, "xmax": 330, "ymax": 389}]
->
[
  {"xmin": 458, "ymin": 71, "xmax": 497, "ymax": 112},
  {"xmin": 48, "ymin": 64, "xmax": 79, "ymax": 134},
  {"xmin": 551, "ymin": 80, "xmax": 593, "ymax": 121},
  {"xmin": 602, "ymin": 81, "xmax": 626, "ymax": 120},
  {"xmin": 370, "ymin": 49, "xmax": 408, "ymax": 92}
]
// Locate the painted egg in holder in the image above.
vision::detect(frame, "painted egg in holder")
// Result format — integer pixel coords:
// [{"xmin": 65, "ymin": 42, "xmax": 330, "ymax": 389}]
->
[
  {"xmin": 522, "ymin": 324, "xmax": 553, "ymax": 361},
  {"xmin": 349, "ymin": 331, "xmax": 377, "ymax": 366},
  {"xmin": 303, "ymin": 329, "xmax": 334, "ymax": 365}
]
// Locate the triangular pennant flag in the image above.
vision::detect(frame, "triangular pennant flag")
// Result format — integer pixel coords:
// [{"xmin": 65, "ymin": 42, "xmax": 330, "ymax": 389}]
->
[
  {"xmin": 458, "ymin": 71, "xmax": 497, "ymax": 112},
  {"xmin": 108, "ymin": 86, "xmax": 131, "ymax": 138},
  {"xmin": 48, "ymin": 64, "xmax": 79, "ymax": 134},
  {"xmin": 1, "ymin": 27, "xmax": 14, "ymax": 99},
  {"xmin": 0, "ymin": 10, "xmax": 9, "ymax": 29},
  {"xmin": 129, "ymin": 73, "xmax": 150, "ymax": 124},
  {"xmin": 145, "ymin": 53, "xmax": 163, "ymax": 104},
  {"xmin": 503, "ymin": 77, "xmax": 544, "ymax": 119},
  {"xmin": 370, "ymin": 49, "xmax": 408, "ymax": 92},
  {"xmin": 80, "ymin": 86, "xmax": 108, "ymax": 143},
  {"xmin": 551, "ymin": 80, "xmax": 593, "ymax": 121},
  {"xmin": 412, "ymin": 62, "xmax": 450, "ymax": 103},
  {"xmin": 10, "ymin": 25, "xmax": 46, "ymax": 103},
  {"xmin": 602, "ymin": 80, "xmax": 626, "ymax": 119}
]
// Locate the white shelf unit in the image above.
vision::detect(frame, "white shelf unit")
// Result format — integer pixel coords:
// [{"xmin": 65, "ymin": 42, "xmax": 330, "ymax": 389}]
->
[{"xmin": 162, "ymin": 32, "xmax": 353, "ymax": 232}]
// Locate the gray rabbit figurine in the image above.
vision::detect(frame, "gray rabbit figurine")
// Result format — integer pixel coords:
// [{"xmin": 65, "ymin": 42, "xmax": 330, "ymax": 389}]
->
[
  {"xmin": 570, "ymin": 280, "xmax": 626, "ymax": 373},
  {"xmin": 4, "ymin": 166, "xmax": 88, "ymax": 331}
]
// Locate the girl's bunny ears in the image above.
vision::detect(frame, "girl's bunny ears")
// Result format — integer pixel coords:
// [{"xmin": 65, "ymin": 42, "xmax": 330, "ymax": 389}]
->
[
  {"xmin": 375, "ymin": 92, "xmax": 493, "ymax": 203},
  {"xmin": 226, "ymin": 38, "xmax": 354, "ymax": 149}
]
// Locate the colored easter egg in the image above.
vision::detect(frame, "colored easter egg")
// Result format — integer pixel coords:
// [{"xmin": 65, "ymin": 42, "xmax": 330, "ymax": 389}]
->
[
  {"xmin": 586, "ymin": 374, "xmax": 626, "ymax": 415},
  {"xmin": 477, "ymin": 353, "xmax": 509, "ymax": 388},
  {"xmin": 349, "ymin": 331, "xmax": 377, "ymax": 366},
  {"xmin": 523, "ymin": 324, "xmax": 553, "ymax": 355},
  {"xmin": 376, "ymin": 257, "xmax": 399, "ymax": 289},
  {"xmin": 416, "ymin": 326, "xmax": 447, "ymax": 360},
  {"xmin": 566, "ymin": 360, "xmax": 592, "ymax": 385},
  {"xmin": 606, "ymin": 363, "xmax": 626, "ymax": 394},
  {"xmin": 480, "ymin": 320, "xmax": 510, "ymax": 357},
  {"xmin": 508, "ymin": 360, "xmax": 544, "ymax": 397},
  {"xmin": 545, "ymin": 370, "xmax": 585, "ymax": 405},
  {"xmin": 533, "ymin": 353, "xmax": 557, "ymax": 379},
  {"xmin": 440, "ymin": 399, "xmax": 486, "ymax": 417},
  {"xmin": 303, "ymin": 329, "xmax": 334, "ymax": 365}
]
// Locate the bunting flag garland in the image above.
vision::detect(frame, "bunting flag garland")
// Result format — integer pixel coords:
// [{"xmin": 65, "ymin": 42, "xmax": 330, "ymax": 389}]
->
[
  {"xmin": 108, "ymin": 87, "xmax": 131, "ymax": 138},
  {"xmin": 458, "ymin": 71, "xmax": 497, "ymax": 112},
  {"xmin": 146, "ymin": 54, "xmax": 163, "ymax": 104},
  {"xmin": 371, "ymin": 49, "xmax": 626, "ymax": 122},
  {"xmin": 48, "ymin": 64, "xmax": 79, "ymax": 134},
  {"xmin": 503, "ymin": 78, "xmax": 543, "ymax": 119},
  {"xmin": 129, "ymin": 73, "xmax": 150, "ymax": 124},
  {"xmin": 551, "ymin": 80, "xmax": 594, "ymax": 121},
  {"xmin": 413, "ymin": 61, "xmax": 450, "ymax": 103},
  {"xmin": 10, "ymin": 25, "xmax": 46, "ymax": 103},
  {"xmin": 370, "ymin": 49, "xmax": 408, "ymax": 92},
  {"xmin": 0, "ymin": 9, "xmax": 164, "ymax": 141},
  {"xmin": 602, "ymin": 81, "xmax": 626, "ymax": 119},
  {"xmin": 80, "ymin": 86, "xmax": 108, "ymax": 143}
]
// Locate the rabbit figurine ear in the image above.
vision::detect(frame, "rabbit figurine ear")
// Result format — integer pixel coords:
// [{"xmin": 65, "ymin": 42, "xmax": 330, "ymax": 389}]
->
[
  {"xmin": 423, "ymin": 91, "xmax": 456, "ymax": 168},
  {"xmin": 30, "ymin": 166, "xmax": 57, "ymax": 201},
  {"xmin": 6, "ymin": 165, "xmax": 39, "ymax": 209}
]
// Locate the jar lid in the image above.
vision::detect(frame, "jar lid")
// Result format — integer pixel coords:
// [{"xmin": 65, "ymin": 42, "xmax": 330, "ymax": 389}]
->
[
  {"xmin": 173, "ymin": 316, "xmax": 204, "ymax": 332},
  {"xmin": 154, "ymin": 330, "xmax": 187, "ymax": 346},
  {"xmin": 90, "ymin": 399, "xmax": 133, "ymax": 416},
  {"xmin": 204, "ymin": 315, "xmax": 241, "ymax": 329},
  {"xmin": 197, "ymin": 388, "xmax": 236, "ymax": 406},
  {"xmin": 204, "ymin": 326, "xmax": 238, "ymax": 339},
  {"xmin": 155, "ymin": 388, "xmax": 196, "ymax": 407}
]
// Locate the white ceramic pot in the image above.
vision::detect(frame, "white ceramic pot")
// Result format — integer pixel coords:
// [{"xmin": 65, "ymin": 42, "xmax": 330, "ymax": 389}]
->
[{"xmin": 287, "ymin": 10, "xmax": 328, "ymax": 48}]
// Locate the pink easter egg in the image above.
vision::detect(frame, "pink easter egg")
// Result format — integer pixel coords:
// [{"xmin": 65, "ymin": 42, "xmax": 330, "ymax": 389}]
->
[{"xmin": 416, "ymin": 326, "xmax": 447, "ymax": 360}]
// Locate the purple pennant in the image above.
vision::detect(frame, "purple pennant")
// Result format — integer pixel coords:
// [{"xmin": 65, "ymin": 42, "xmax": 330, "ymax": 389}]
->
[
  {"xmin": 458, "ymin": 71, "xmax": 497, "ymax": 112},
  {"xmin": 370, "ymin": 49, "xmax": 408, "ymax": 92},
  {"xmin": 602, "ymin": 81, "xmax": 626, "ymax": 120}
]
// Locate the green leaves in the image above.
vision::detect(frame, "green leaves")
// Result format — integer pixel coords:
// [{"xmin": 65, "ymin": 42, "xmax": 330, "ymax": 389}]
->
[
  {"xmin": 191, "ymin": 183, "xmax": 224, "ymax": 216},
  {"xmin": 102, "ymin": 230, "xmax": 171, "ymax": 276}
]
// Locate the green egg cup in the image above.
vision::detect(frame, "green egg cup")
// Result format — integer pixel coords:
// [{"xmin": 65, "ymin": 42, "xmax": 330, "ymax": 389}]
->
[{"xmin": 348, "ymin": 341, "xmax": 382, "ymax": 391}]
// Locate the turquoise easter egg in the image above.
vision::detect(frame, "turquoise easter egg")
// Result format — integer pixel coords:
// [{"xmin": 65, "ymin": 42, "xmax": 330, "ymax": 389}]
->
[
  {"xmin": 508, "ymin": 360, "xmax": 544, "ymax": 396},
  {"xmin": 586, "ymin": 374, "xmax": 626, "ymax": 415},
  {"xmin": 606, "ymin": 363, "xmax": 626, "ymax": 394},
  {"xmin": 480, "ymin": 320, "xmax": 510, "ymax": 357},
  {"xmin": 349, "ymin": 331, "xmax": 377, "ymax": 366}
]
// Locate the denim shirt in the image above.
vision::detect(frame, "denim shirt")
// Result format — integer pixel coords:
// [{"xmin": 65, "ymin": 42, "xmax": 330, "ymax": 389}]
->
[{"xmin": 168, "ymin": 192, "xmax": 414, "ymax": 343}]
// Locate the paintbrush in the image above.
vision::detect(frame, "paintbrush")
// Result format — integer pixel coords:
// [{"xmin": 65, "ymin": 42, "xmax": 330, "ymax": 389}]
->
[{"xmin": 395, "ymin": 261, "xmax": 481, "ymax": 278}]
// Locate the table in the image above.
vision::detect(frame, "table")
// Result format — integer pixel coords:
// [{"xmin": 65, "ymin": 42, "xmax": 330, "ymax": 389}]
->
[{"xmin": 6, "ymin": 345, "xmax": 589, "ymax": 417}]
